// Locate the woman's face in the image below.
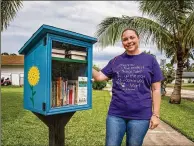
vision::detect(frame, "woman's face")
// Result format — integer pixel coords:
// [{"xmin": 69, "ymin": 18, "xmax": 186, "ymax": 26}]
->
[{"xmin": 121, "ymin": 30, "xmax": 139, "ymax": 53}]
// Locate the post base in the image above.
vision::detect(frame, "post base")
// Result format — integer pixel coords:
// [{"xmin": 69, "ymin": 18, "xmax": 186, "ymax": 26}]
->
[{"xmin": 33, "ymin": 112, "xmax": 75, "ymax": 146}]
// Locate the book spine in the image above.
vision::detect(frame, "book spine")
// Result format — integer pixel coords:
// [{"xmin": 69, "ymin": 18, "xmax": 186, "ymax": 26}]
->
[
  {"xmin": 69, "ymin": 89, "xmax": 73, "ymax": 105},
  {"xmin": 63, "ymin": 80, "xmax": 67, "ymax": 105},
  {"xmin": 57, "ymin": 77, "xmax": 62, "ymax": 106},
  {"xmin": 60, "ymin": 78, "xmax": 63, "ymax": 106},
  {"xmin": 75, "ymin": 81, "xmax": 78, "ymax": 104},
  {"xmin": 72, "ymin": 85, "xmax": 74, "ymax": 105},
  {"xmin": 67, "ymin": 88, "xmax": 69, "ymax": 104}
]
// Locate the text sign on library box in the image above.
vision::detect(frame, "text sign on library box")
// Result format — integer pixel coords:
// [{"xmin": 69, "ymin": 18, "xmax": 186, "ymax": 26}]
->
[
  {"xmin": 18, "ymin": 24, "xmax": 97, "ymax": 115},
  {"xmin": 78, "ymin": 77, "xmax": 87, "ymax": 105}
]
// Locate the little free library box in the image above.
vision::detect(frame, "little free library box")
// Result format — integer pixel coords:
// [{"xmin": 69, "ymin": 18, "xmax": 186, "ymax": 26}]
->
[{"xmin": 18, "ymin": 24, "xmax": 97, "ymax": 116}]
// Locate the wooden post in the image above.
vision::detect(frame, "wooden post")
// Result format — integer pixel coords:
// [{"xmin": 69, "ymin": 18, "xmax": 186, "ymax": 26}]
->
[{"xmin": 33, "ymin": 112, "xmax": 75, "ymax": 146}]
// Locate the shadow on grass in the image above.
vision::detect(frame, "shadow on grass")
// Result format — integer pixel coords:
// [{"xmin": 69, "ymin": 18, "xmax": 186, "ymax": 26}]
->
[
  {"xmin": 161, "ymin": 96, "xmax": 194, "ymax": 142},
  {"xmin": 162, "ymin": 96, "xmax": 194, "ymax": 114}
]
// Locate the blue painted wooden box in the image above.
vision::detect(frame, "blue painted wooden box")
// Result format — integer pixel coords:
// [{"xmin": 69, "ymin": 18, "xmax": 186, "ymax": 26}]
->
[{"xmin": 18, "ymin": 24, "xmax": 97, "ymax": 115}]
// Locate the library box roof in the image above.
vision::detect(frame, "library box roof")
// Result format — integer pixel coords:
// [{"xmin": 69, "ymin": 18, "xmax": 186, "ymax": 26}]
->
[{"xmin": 18, "ymin": 24, "xmax": 97, "ymax": 54}]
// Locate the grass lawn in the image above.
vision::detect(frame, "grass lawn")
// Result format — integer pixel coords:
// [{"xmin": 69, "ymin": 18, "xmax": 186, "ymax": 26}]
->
[
  {"xmin": 167, "ymin": 83, "xmax": 194, "ymax": 91},
  {"xmin": 160, "ymin": 96, "xmax": 194, "ymax": 142},
  {"xmin": 1, "ymin": 87, "xmax": 126, "ymax": 145},
  {"xmin": 1, "ymin": 87, "xmax": 194, "ymax": 145}
]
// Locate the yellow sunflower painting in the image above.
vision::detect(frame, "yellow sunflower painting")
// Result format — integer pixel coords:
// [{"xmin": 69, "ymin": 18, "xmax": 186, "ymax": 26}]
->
[{"xmin": 28, "ymin": 66, "xmax": 40, "ymax": 107}]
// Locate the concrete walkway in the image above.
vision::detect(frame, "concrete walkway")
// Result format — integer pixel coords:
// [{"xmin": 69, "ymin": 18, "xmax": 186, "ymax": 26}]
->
[
  {"xmin": 103, "ymin": 87, "xmax": 194, "ymax": 146},
  {"xmin": 144, "ymin": 120, "xmax": 194, "ymax": 146}
]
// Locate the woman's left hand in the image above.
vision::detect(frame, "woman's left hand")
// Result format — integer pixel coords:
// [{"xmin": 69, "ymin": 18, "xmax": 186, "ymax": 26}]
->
[{"xmin": 149, "ymin": 115, "xmax": 160, "ymax": 130}]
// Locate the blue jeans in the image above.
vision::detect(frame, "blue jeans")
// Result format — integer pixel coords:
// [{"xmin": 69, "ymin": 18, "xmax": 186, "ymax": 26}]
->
[{"xmin": 106, "ymin": 115, "xmax": 150, "ymax": 146}]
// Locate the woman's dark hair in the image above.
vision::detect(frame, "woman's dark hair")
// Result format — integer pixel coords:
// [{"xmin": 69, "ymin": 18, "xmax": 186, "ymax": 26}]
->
[{"xmin": 121, "ymin": 28, "xmax": 139, "ymax": 38}]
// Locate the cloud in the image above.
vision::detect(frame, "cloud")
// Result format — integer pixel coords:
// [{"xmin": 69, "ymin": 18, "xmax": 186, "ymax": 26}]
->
[{"xmin": 1, "ymin": 1, "xmax": 169, "ymax": 66}]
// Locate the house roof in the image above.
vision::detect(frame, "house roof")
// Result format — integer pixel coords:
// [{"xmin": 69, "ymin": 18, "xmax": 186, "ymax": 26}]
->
[
  {"xmin": 182, "ymin": 72, "xmax": 194, "ymax": 78},
  {"xmin": 1, "ymin": 55, "xmax": 24, "ymax": 65},
  {"xmin": 18, "ymin": 24, "xmax": 98, "ymax": 54}
]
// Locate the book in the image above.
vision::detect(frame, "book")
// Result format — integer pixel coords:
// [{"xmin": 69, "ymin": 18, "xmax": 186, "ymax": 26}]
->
[
  {"xmin": 51, "ymin": 77, "xmax": 87, "ymax": 107},
  {"xmin": 52, "ymin": 53, "xmax": 65, "ymax": 58},
  {"xmin": 60, "ymin": 79, "xmax": 63, "ymax": 106},
  {"xmin": 63, "ymin": 80, "xmax": 68, "ymax": 105},
  {"xmin": 69, "ymin": 89, "xmax": 73, "ymax": 104},
  {"xmin": 52, "ymin": 48, "xmax": 66, "ymax": 54},
  {"xmin": 56, "ymin": 80, "xmax": 60, "ymax": 106},
  {"xmin": 56, "ymin": 77, "xmax": 63, "ymax": 106},
  {"xmin": 74, "ymin": 82, "xmax": 78, "ymax": 104},
  {"xmin": 68, "ymin": 80, "xmax": 78, "ymax": 104},
  {"xmin": 67, "ymin": 54, "xmax": 86, "ymax": 61},
  {"xmin": 67, "ymin": 50, "xmax": 87, "ymax": 56},
  {"xmin": 67, "ymin": 88, "xmax": 69, "ymax": 104}
]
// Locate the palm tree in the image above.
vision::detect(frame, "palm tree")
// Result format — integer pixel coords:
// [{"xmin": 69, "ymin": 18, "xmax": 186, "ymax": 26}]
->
[
  {"xmin": 1, "ymin": 0, "xmax": 23, "ymax": 31},
  {"xmin": 143, "ymin": 50, "xmax": 156, "ymax": 58},
  {"xmin": 166, "ymin": 46, "xmax": 194, "ymax": 71},
  {"xmin": 95, "ymin": 0, "xmax": 194, "ymax": 104}
]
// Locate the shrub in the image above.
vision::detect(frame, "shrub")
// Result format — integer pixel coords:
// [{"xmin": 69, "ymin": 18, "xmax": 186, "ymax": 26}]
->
[
  {"xmin": 92, "ymin": 81, "xmax": 107, "ymax": 90},
  {"xmin": 92, "ymin": 65, "xmax": 107, "ymax": 90},
  {"xmin": 188, "ymin": 78, "xmax": 192, "ymax": 83}
]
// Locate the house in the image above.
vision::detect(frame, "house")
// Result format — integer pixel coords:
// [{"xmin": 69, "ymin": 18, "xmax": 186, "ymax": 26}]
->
[
  {"xmin": 1, "ymin": 55, "xmax": 24, "ymax": 86},
  {"xmin": 182, "ymin": 72, "xmax": 194, "ymax": 83},
  {"xmin": 172, "ymin": 72, "xmax": 194, "ymax": 84}
]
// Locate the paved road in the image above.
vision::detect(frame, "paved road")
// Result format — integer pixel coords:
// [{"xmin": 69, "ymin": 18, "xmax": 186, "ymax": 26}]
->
[{"xmin": 166, "ymin": 88, "xmax": 194, "ymax": 100}]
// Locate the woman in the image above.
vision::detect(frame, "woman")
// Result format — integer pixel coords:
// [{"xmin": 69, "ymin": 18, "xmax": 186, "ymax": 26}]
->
[{"xmin": 92, "ymin": 28, "xmax": 163, "ymax": 146}]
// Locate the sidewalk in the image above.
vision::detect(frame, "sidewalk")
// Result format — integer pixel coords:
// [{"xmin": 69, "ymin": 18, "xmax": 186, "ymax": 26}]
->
[
  {"xmin": 103, "ymin": 87, "xmax": 194, "ymax": 146},
  {"xmin": 144, "ymin": 120, "xmax": 194, "ymax": 146}
]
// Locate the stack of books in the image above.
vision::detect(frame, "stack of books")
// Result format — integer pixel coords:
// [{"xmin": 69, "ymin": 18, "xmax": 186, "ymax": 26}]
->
[
  {"xmin": 52, "ymin": 48, "xmax": 66, "ymax": 58},
  {"xmin": 66, "ymin": 50, "xmax": 87, "ymax": 61},
  {"xmin": 51, "ymin": 77, "xmax": 79, "ymax": 107},
  {"xmin": 51, "ymin": 76, "xmax": 88, "ymax": 108}
]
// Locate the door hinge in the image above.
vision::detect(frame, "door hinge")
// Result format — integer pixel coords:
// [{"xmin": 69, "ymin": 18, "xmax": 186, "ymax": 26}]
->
[{"xmin": 42, "ymin": 102, "xmax": 46, "ymax": 111}]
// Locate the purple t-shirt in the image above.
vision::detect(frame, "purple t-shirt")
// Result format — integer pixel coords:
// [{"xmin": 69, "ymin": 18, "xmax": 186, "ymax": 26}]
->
[{"xmin": 101, "ymin": 52, "xmax": 164, "ymax": 120}]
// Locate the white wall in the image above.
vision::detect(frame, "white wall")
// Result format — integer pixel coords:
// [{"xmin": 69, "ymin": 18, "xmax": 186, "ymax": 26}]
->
[
  {"xmin": 172, "ymin": 78, "xmax": 194, "ymax": 84},
  {"xmin": 1, "ymin": 65, "xmax": 24, "ymax": 74},
  {"xmin": 1, "ymin": 65, "xmax": 24, "ymax": 86}
]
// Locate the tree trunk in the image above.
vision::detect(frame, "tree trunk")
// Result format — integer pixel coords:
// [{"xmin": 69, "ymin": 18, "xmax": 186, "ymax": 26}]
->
[{"xmin": 170, "ymin": 48, "xmax": 184, "ymax": 104}]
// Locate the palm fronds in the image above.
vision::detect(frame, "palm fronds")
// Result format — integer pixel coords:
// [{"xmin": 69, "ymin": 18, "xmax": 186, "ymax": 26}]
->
[
  {"xmin": 96, "ymin": 15, "xmax": 173, "ymax": 54},
  {"xmin": 1, "ymin": 0, "xmax": 23, "ymax": 31}
]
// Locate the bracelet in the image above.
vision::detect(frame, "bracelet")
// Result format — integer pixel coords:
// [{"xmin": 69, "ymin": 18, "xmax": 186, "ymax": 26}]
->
[{"xmin": 152, "ymin": 113, "xmax": 160, "ymax": 118}]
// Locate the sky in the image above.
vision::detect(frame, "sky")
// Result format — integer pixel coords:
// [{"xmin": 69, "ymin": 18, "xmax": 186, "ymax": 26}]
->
[{"xmin": 1, "ymin": 1, "xmax": 170, "ymax": 68}]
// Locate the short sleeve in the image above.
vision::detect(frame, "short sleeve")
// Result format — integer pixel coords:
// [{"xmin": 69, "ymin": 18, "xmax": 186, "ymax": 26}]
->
[
  {"xmin": 151, "ymin": 57, "xmax": 164, "ymax": 83},
  {"xmin": 101, "ymin": 59, "xmax": 114, "ymax": 79}
]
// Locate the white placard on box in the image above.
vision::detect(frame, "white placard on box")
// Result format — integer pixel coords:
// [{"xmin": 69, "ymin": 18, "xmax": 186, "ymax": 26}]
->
[{"xmin": 77, "ymin": 77, "xmax": 87, "ymax": 105}]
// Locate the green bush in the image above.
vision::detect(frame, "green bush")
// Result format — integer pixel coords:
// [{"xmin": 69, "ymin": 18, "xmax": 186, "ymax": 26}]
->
[
  {"xmin": 92, "ymin": 65, "xmax": 107, "ymax": 90},
  {"xmin": 92, "ymin": 81, "xmax": 107, "ymax": 90},
  {"xmin": 188, "ymin": 78, "xmax": 192, "ymax": 83}
]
